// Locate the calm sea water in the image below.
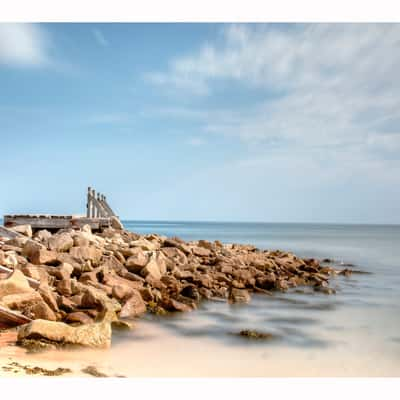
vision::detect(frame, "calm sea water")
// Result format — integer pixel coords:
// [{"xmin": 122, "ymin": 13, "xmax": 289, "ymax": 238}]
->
[{"xmin": 110, "ymin": 221, "xmax": 400, "ymax": 376}]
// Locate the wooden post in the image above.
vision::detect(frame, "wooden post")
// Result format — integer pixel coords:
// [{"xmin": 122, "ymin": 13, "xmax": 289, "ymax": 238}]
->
[
  {"xmin": 91, "ymin": 189, "xmax": 96, "ymax": 218},
  {"xmin": 87, "ymin": 187, "xmax": 92, "ymax": 218}
]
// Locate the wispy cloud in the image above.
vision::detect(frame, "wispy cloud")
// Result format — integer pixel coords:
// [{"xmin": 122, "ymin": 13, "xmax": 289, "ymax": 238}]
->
[
  {"xmin": 146, "ymin": 23, "xmax": 400, "ymax": 175},
  {"xmin": 92, "ymin": 28, "xmax": 109, "ymax": 47},
  {"xmin": 0, "ymin": 23, "xmax": 50, "ymax": 67}
]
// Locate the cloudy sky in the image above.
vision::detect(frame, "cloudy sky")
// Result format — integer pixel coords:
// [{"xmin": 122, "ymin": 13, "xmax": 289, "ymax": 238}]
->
[{"xmin": 0, "ymin": 23, "xmax": 399, "ymax": 223}]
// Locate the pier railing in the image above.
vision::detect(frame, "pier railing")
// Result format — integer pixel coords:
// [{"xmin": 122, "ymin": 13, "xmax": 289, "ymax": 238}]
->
[{"xmin": 86, "ymin": 187, "xmax": 116, "ymax": 218}]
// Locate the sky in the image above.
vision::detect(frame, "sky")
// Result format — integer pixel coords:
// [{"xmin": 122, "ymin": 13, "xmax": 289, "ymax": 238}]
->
[{"xmin": 0, "ymin": 23, "xmax": 399, "ymax": 224}]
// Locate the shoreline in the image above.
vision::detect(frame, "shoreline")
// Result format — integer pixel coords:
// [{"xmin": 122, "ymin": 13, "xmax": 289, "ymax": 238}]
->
[{"xmin": 0, "ymin": 222, "xmax": 357, "ymax": 376}]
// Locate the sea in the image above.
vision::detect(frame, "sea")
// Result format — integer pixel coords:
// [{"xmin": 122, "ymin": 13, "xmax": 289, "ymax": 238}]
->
[{"xmin": 3, "ymin": 220, "xmax": 400, "ymax": 376}]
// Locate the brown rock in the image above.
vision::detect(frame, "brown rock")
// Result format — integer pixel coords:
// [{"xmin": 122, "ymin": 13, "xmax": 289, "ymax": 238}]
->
[
  {"xmin": 192, "ymin": 246, "xmax": 211, "ymax": 257},
  {"xmin": 161, "ymin": 297, "xmax": 192, "ymax": 312},
  {"xmin": 18, "ymin": 319, "xmax": 112, "ymax": 348},
  {"xmin": 57, "ymin": 279, "xmax": 72, "ymax": 296},
  {"xmin": 229, "ymin": 288, "xmax": 251, "ymax": 303},
  {"xmin": 23, "ymin": 241, "xmax": 58, "ymax": 265},
  {"xmin": 66, "ymin": 311, "xmax": 93, "ymax": 325},
  {"xmin": 163, "ymin": 238, "xmax": 191, "ymax": 254},
  {"xmin": 125, "ymin": 251, "xmax": 149, "ymax": 273},
  {"xmin": 38, "ymin": 285, "xmax": 59, "ymax": 312},
  {"xmin": 0, "ymin": 291, "xmax": 43, "ymax": 310},
  {"xmin": 140, "ymin": 252, "xmax": 166, "ymax": 280},
  {"xmin": 112, "ymin": 284, "xmax": 135, "ymax": 302},
  {"xmin": 119, "ymin": 290, "xmax": 146, "ymax": 318},
  {"xmin": 34, "ymin": 229, "xmax": 52, "ymax": 243},
  {"xmin": 69, "ymin": 246, "xmax": 103, "ymax": 266},
  {"xmin": 48, "ymin": 232, "xmax": 74, "ymax": 252},
  {"xmin": 58, "ymin": 296, "xmax": 76, "ymax": 312},
  {"xmin": 0, "ymin": 270, "xmax": 34, "ymax": 298},
  {"xmin": 9, "ymin": 224, "xmax": 32, "ymax": 237},
  {"xmin": 21, "ymin": 264, "xmax": 50, "ymax": 284},
  {"xmin": 29, "ymin": 301, "xmax": 57, "ymax": 321}
]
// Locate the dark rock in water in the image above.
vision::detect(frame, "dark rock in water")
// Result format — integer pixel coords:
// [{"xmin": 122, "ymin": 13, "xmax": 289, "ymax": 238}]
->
[
  {"xmin": 235, "ymin": 329, "xmax": 275, "ymax": 340},
  {"xmin": 82, "ymin": 365, "xmax": 108, "ymax": 377},
  {"xmin": 321, "ymin": 258, "xmax": 334, "ymax": 263},
  {"xmin": 314, "ymin": 286, "xmax": 336, "ymax": 295}
]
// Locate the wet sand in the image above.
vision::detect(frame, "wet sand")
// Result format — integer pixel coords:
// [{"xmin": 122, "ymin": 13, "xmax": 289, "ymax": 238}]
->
[{"xmin": 1, "ymin": 308, "xmax": 399, "ymax": 378}]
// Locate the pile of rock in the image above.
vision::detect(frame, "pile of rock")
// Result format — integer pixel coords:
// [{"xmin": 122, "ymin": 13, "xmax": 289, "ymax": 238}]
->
[{"xmin": 0, "ymin": 223, "xmax": 342, "ymax": 349}]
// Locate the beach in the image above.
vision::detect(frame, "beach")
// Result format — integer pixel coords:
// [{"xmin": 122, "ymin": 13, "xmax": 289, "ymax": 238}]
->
[{"xmin": 1, "ymin": 221, "xmax": 400, "ymax": 377}]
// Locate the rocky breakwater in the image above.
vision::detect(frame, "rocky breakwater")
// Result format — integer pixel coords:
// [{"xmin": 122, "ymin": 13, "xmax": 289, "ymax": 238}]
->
[{"xmin": 0, "ymin": 223, "xmax": 349, "ymax": 350}]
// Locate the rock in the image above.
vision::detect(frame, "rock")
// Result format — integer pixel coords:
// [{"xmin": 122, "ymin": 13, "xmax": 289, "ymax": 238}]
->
[
  {"xmin": 161, "ymin": 297, "xmax": 192, "ymax": 312},
  {"xmin": 111, "ymin": 319, "xmax": 133, "ymax": 331},
  {"xmin": 129, "ymin": 239, "xmax": 158, "ymax": 251},
  {"xmin": 48, "ymin": 232, "xmax": 74, "ymax": 252},
  {"xmin": 72, "ymin": 233, "xmax": 90, "ymax": 247},
  {"xmin": 47, "ymin": 262, "xmax": 74, "ymax": 281},
  {"xmin": 9, "ymin": 225, "xmax": 32, "ymax": 238},
  {"xmin": 163, "ymin": 238, "xmax": 191, "ymax": 254},
  {"xmin": 38, "ymin": 285, "xmax": 59, "ymax": 312},
  {"xmin": 110, "ymin": 216, "xmax": 124, "ymax": 230},
  {"xmin": 180, "ymin": 284, "xmax": 200, "ymax": 301},
  {"xmin": 21, "ymin": 264, "xmax": 50, "ymax": 284},
  {"xmin": 66, "ymin": 311, "xmax": 93, "ymax": 325},
  {"xmin": 82, "ymin": 365, "xmax": 108, "ymax": 378},
  {"xmin": 22, "ymin": 241, "xmax": 58, "ymax": 265},
  {"xmin": 58, "ymin": 296, "xmax": 76, "ymax": 312},
  {"xmin": 229, "ymin": 288, "xmax": 251, "ymax": 303},
  {"xmin": 3, "ymin": 252, "xmax": 18, "ymax": 268},
  {"xmin": 69, "ymin": 246, "xmax": 103, "ymax": 266},
  {"xmin": 140, "ymin": 252, "xmax": 166, "ymax": 280},
  {"xmin": 125, "ymin": 251, "xmax": 149, "ymax": 273},
  {"xmin": 5, "ymin": 236, "xmax": 29, "ymax": 248},
  {"xmin": 198, "ymin": 240, "xmax": 214, "ymax": 250},
  {"xmin": 314, "ymin": 286, "xmax": 336, "ymax": 295},
  {"xmin": 81, "ymin": 286, "xmax": 121, "ymax": 313},
  {"xmin": 119, "ymin": 290, "xmax": 146, "ymax": 318},
  {"xmin": 34, "ymin": 229, "xmax": 52, "ymax": 243},
  {"xmin": 56, "ymin": 279, "xmax": 72, "ymax": 296},
  {"xmin": 235, "ymin": 329, "xmax": 274, "ymax": 340},
  {"xmin": 0, "ymin": 270, "xmax": 34, "ymax": 298},
  {"xmin": 29, "ymin": 301, "xmax": 57, "ymax": 321},
  {"xmin": 111, "ymin": 284, "xmax": 135, "ymax": 302},
  {"xmin": 192, "ymin": 246, "xmax": 211, "ymax": 257},
  {"xmin": 256, "ymin": 273, "xmax": 276, "ymax": 290},
  {"xmin": 0, "ymin": 291, "xmax": 42, "ymax": 310},
  {"xmin": 18, "ymin": 319, "xmax": 112, "ymax": 348}
]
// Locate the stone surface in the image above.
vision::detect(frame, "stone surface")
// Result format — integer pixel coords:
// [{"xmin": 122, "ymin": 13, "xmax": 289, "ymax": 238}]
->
[
  {"xmin": 18, "ymin": 319, "xmax": 112, "ymax": 348},
  {"xmin": 229, "ymin": 288, "xmax": 251, "ymax": 303},
  {"xmin": 119, "ymin": 290, "xmax": 146, "ymax": 318},
  {"xmin": 48, "ymin": 232, "xmax": 74, "ymax": 252},
  {"xmin": 0, "ymin": 270, "xmax": 34, "ymax": 299},
  {"xmin": 9, "ymin": 224, "xmax": 32, "ymax": 238}
]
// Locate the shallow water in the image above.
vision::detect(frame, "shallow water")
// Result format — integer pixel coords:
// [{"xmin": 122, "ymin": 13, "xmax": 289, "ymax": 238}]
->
[
  {"xmin": 5, "ymin": 221, "xmax": 400, "ymax": 376},
  {"xmin": 118, "ymin": 221, "xmax": 400, "ymax": 376}
]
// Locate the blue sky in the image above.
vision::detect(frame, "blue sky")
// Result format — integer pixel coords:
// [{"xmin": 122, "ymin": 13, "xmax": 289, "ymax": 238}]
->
[{"xmin": 0, "ymin": 23, "xmax": 399, "ymax": 223}]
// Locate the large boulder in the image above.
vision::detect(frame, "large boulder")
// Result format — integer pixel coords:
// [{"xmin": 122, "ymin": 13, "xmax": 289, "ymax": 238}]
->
[
  {"xmin": 9, "ymin": 224, "xmax": 32, "ymax": 238},
  {"xmin": 69, "ymin": 246, "xmax": 103, "ymax": 266},
  {"xmin": 80, "ymin": 285, "xmax": 121, "ymax": 313},
  {"xmin": 0, "ymin": 291, "xmax": 42, "ymax": 309},
  {"xmin": 119, "ymin": 290, "xmax": 146, "ymax": 318},
  {"xmin": 33, "ymin": 229, "xmax": 52, "ymax": 243},
  {"xmin": 110, "ymin": 216, "xmax": 124, "ymax": 230},
  {"xmin": 140, "ymin": 252, "xmax": 167, "ymax": 280},
  {"xmin": 0, "ymin": 270, "xmax": 34, "ymax": 299},
  {"xmin": 22, "ymin": 240, "xmax": 58, "ymax": 265},
  {"xmin": 129, "ymin": 239, "xmax": 158, "ymax": 251},
  {"xmin": 125, "ymin": 250, "xmax": 149, "ymax": 273},
  {"xmin": 48, "ymin": 232, "xmax": 74, "ymax": 252},
  {"xmin": 163, "ymin": 238, "xmax": 191, "ymax": 255},
  {"xmin": 18, "ymin": 319, "xmax": 112, "ymax": 348}
]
